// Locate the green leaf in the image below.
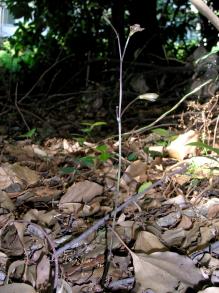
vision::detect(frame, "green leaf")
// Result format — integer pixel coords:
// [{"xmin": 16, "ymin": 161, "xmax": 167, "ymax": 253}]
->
[
  {"xmin": 90, "ymin": 121, "xmax": 107, "ymax": 130},
  {"xmin": 96, "ymin": 144, "xmax": 108, "ymax": 152},
  {"xmin": 188, "ymin": 141, "xmax": 219, "ymax": 155},
  {"xmin": 148, "ymin": 150, "xmax": 163, "ymax": 158},
  {"xmin": 81, "ymin": 122, "xmax": 93, "ymax": 126},
  {"xmin": 98, "ymin": 152, "xmax": 111, "ymax": 161},
  {"xmin": 195, "ymin": 46, "xmax": 219, "ymax": 64},
  {"xmin": 152, "ymin": 128, "xmax": 171, "ymax": 137},
  {"xmin": 20, "ymin": 128, "xmax": 37, "ymax": 138},
  {"xmin": 127, "ymin": 152, "xmax": 138, "ymax": 161},
  {"xmin": 60, "ymin": 166, "xmax": 77, "ymax": 174},
  {"xmin": 80, "ymin": 156, "xmax": 95, "ymax": 167},
  {"xmin": 138, "ymin": 181, "xmax": 152, "ymax": 193},
  {"xmin": 81, "ymin": 127, "xmax": 92, "ymax": 133}
]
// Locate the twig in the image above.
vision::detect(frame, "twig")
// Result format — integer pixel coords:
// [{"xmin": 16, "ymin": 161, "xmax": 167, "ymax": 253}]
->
[
  {"xmin": 25, "ymin": 221, "xmax": 59, "ymax": 289},
  {"xmin": 4, "ymin": 220, "xmax": 59, "ymax": 290},
  {"xmin": 108, "ymin": 277, "xmax": 135, "ymax": 290},
  {"xmin": 122, "ymin": 79, "xmax": 212, "ymax": 136},
  {"xmin": 18, "ymin": 54, "xmax": 75, "ymax": 104},
  {"xmin": 190, "ymin": 0, "xmax": 219, "ymax": 31},
  {"xmin": 14, "ymin": 83, "xmax": 30, "ymax": 130},
  {"xmin": 56, "ymin": 164, "xmax": 187, "ymax": 256}
]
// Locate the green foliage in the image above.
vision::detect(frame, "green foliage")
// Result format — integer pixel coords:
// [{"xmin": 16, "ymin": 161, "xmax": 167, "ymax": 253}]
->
[
  {"xmin": 188, "ymin": 141, "xmax": 219, "ymax": 155},
  {"xmin": 127, "ymin": 152, "xmax": 138, "ymax": 161},
  {"xmin": 151, "ymin": 128, "xmax": 175, "ymax": 147},
  {"xmin": 81, "ymin": 121, "xmax": 107, "ymax": 135},
  {"xmin": 157, "ymin": 0, "xmax": 200, "ymax": 59},
  {"xmin": 60, "ymin": 166, "xmax": 77, "ymax": 175},
  {"xmin": 2, "ymin": 0, "xmax": 203, "ymax": 78},
  {"xmin": 0, "ymin": 40, "xmax": 36, "ymax": 72},
  {"xmin": 1, "ymin": 0, "xmax": 217, "ymax": 106},
  {"xmin": 96, "ymin": 144, "xmax": 111, "ymax": 162},
  {"xmin": 19, "ymin": 128, "xmax": 37, "ymax": 139},
  {"xmin": 79, "ymin": 156, "xmax": 95, "ymax": 167},
  {"xmin": 78, "ymin": 144, "xmax": 111, "ymax": 168},
  {"xmin": 152, "ymin": 128, "xmax": 172, "ymax": 137},
  {"xmin": 138, "ymin": 181, "xmax": 152, "ymax": 193},
  {"xmin": 195, "ymin": 46, "xmax": 219, "ymax": 64}
]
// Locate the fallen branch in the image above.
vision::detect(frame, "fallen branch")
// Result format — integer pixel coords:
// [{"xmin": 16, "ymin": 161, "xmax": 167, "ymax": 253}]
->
[
  {"xmin": 122, "ymin": 79, "xmax": 212, "ymax": 136},
  {"xmin": 56, "ymin": 163, "xmax": 188, "ymax": 256},
  {"xmin": 190, "ymin": 0, "xmax": 219, "ymax": 31}
]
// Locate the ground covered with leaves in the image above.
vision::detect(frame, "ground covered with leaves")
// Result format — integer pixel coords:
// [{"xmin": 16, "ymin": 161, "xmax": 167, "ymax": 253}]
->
[{"xmin": 1, "ymin": 94, "xmax": 219, "ymax": 293}]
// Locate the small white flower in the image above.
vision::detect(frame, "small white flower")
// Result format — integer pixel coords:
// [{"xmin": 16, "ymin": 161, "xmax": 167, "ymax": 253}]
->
[{"xmin": 138, "ymin": 93, "xmax": 159, "ymax": 102}]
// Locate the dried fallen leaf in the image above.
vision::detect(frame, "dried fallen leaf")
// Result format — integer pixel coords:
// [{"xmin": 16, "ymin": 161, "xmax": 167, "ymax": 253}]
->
[
  {"xmin": 166, "ymin": 130, "xmax": 199, "ymax": 161},
  {"xmin": 0, "ymin": 191, "xmax": 15, "ymax": 211},
  {"xmin": 111, "ymin": 228, "xmax": 203, "ymax": 292},
  {"xmin": 134, "ymin": 231, "xmax": 167, "ymax": 254},
  {"xmin": 208, "ymin": 205, "xmax": 219, "ymax": 219},
  {"xmin": 36, "ymin": 255, "xmax": 50, "ymax": 290},
  {"xmin": 123, "ymin": 160, "xmax": 147, "ymax": 180},
  {"xmin": 199, "ymin": 288, "xmax": 219, "ymax": 293},
  {"xmin": 59, "ymin": 180, "xmax": 103, "ymax": 205},
  {"xmin": 132, "ymin": 251, "xmax": 204, "ymax": 292},
  {"xmin": 0, "ymin": 283, "xmax": 36, "ymax": 293},
  {"xmin": 57, "ymin": 278, "xmax": 72, "ymax": 293},
  {"xmin": 11, "ymin": 163, "xmax": 39, "ymax": 186}
]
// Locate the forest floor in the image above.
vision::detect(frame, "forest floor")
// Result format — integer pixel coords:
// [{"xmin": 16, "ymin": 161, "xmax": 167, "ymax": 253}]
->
[{"xmin": 1, "ymin": 87, "xmax": 219, "ymax": 293}]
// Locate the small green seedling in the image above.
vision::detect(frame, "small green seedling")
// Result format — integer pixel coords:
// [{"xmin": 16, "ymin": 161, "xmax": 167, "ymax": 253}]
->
[
  {"xmin": 152, "ymin": 128, "xmax": 176, "ymax": 147},
  {"xmin": 59, "ymin": 166, "xmax": 78, "ymax": 175},
  {"xmin": 19, "ymin": 128, "xmax": 37, "ymax": 139},
  {"xmin": 74, "ymin": 121, "xmax": 107, "ymax": 145},
  {"xmin": 138, "ymin": 181, "xmax": 152, "ymax": 193},
  {"xmin": 79, "ymin": 156, "xmax": 95, "ymax": 167},
  {"xmin": 127, "ymin": 152, "xmax": 138, "ymax": 161},
  {"xmin": 144, "ymin": 146, "xmax": 163, "ymax": 159},
  {"xmin": 188, "ymin": 141, "xmax": 219, "ymax": 156},
  {"xmin": 79, "ymin": 144, "xmax": 111, "ymax": 168},
  {"xmin": 96, "ymin": 144, "xmax": 111, "ymax": 162},
  {"xmin": 81, "ymin": 121, "xmax": 107, "ymax": 135}
]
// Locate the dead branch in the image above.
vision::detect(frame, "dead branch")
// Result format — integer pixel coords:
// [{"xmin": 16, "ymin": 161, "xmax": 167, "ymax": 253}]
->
[
  {"xmin": 56, "ymin": 164, "xmax": 187, "ymax": 256},
  {"xmin": 191, "ymin": 0, "xmax": 219, "ymax": 31}
]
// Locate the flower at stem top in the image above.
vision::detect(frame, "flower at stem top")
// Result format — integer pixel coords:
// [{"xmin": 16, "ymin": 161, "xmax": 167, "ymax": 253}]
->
[{"xmin": 129, "ymin": 24, "xmax": 145, "ymax": 37}]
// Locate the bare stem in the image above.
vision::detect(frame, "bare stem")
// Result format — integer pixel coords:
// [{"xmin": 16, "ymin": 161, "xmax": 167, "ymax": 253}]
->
[{"xmin": 103, "ymin": 17, "xmax": 144, "ymax": 255}]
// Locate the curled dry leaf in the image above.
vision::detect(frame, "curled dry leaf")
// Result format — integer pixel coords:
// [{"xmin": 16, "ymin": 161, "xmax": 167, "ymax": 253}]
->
[
  {"xmin": 164, "ymin": 194, "xmax": 187, "ymax": 209},
  {"xmin": 208, "ymin": 204, "xmax": 219, "ymax": 219},
  {"xmin": 132, "ymin": 251, "xmax": 204, "ymax": 292},
  {"xmin": 79, "ymin": 202, "xmax": 101, "ymax": 217},
  {"xmin": 59, "ymin": 180, "xmax": 103, "ymax": 205},
  {"xmin": 10, "ymin": 163, "xmax": 39, "ymax": 186},
  {"xmin": 1, "ymin": 224, "xmax": 24, "ymax": 256},
  {"xmin": 23, "ymin": 209, "xmax": 59, "ymax": 226},
  {"xmin": 156, "ymin": 210, "xmax": 181, "ymax": 228},
  {"xmin": 198, "ymin": 288, "xmax": 219, "ymax": 293},
  {"xmin": 0, "ymin": 163, "xmax": 39, "ymax": 190},
  {"xmin": 120, "ymin": 160, "xmax": 147, "ymax": 190},
  {"xmin": 166, "ymin": 130, "xmax": 199, "ymax": 161},
  {"xmin": 59, "ymin": 202, "xmax": 83, "ymax": 214},
  {"xmin": 134, "ymin": 231, "xmax": 167, "ymax": 254},
  {"xmin": 57, "ymin": 279, "xmax": 72, "ymax": 293},
  {"xmin": 177, "ymin": 215, "xmax": 193, "ymax": 230},
  {"xmin": 0, "ymin": 191, "xmax": 15, "ymax": 211},
  {"xmin": 36, "ymin": 255, "xmax": 50, "ymax": 290},
  {"xmin": 161, "ymin": 228, "xmax": 186, "ymax": 247},
  {"xmin": 0, "ymin": 283, "xmax": 37, "ymax": 293}
]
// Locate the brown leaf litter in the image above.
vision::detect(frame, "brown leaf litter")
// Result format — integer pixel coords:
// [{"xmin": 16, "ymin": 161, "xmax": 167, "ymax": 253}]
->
[{"xmin": 1, "ymin": 97, "xmax": 219, "ymax": 292}]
